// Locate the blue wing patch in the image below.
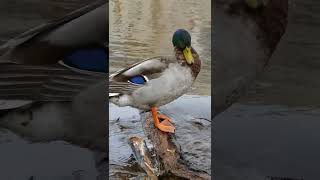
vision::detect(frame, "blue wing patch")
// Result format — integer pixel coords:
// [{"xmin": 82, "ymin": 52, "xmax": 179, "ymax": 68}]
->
[
  {"xmin": 63, "ymin": 47, "xmax": 107, "ymax": 73},
  {"xmin": 128, "ymin": 75, "xmax": 147, "ymax": 85}
]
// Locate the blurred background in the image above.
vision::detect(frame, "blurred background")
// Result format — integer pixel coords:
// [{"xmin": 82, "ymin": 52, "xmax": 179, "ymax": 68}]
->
[
  {"xmin": 0, "ymin": 0, "xmax": 100, "ymax": 179},
  {"xmin": 215, "ymin": 0, "xmax": 320, "ymax": 179}
]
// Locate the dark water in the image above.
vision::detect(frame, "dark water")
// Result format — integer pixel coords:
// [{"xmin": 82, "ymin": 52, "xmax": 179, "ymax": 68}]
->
[{"xmin": 215, "ymin": 0, "xmax": 320, "ymax": 179}]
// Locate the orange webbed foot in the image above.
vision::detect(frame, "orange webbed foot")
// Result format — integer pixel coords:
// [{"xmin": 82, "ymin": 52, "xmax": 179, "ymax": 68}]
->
[
  {"xmin": 158, "ymin": 114, "xmax": 174, "ymax": 124},
  {"xmin": 157, "ymin": 118, "xmax": 175, "ymax": 133},
  {"xmin": 151, "ymin": 107, "xmax": 176, "ymax": 133}
]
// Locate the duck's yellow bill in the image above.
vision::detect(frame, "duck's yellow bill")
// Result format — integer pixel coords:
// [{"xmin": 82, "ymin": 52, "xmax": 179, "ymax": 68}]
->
[{"xmin": 183, "ymin": 47, "xmax": 194, "ymax": 64}]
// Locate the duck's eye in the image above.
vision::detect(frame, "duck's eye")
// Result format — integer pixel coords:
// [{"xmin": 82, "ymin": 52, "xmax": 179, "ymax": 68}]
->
[
  {"xmin": 128, "ymin": 75, "xmax": 148, "ymax": 85},
  {"xmin": 63, "ymin": 47, "xmax": 107, "ymax": 73}
]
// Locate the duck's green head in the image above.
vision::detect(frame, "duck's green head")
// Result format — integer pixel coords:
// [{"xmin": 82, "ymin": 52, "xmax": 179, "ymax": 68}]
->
[{"xmin": 172, "ymin": 29, "xmax": 194, "ymax": 64}]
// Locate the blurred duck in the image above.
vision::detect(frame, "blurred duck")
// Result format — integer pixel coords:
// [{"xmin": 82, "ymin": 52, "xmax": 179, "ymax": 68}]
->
[
  {"xmin": 0, "ymin": 0, "xmax": 108, "ymax": 151},
  {"xmin": 213, "ymin": 0, "xmax": 288, "ymax": 117},
  {"xmin": 0, "ymin": 0, "xmax": 108, "ymax": 66}
]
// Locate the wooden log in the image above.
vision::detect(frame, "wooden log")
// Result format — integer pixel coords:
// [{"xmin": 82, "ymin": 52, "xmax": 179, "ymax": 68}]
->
[
  {"xmin": 128, "ymin": 136, "xmax": 160, "ymax": 180},
  {"xmin": 129, "ymin": 112, "xmax": 211, "ymax": 180}
]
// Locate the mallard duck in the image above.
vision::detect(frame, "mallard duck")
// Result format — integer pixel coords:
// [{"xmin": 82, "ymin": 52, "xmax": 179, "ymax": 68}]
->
[
  {"xmin": 213, "ymin": 0, "xmax": 288, "ymax": 116},
  {"xmin": 0, "ymin": 1, "xmax": 108, "ymax": 151},
  {"xmin": 109, "ymin": 29, "xmax": 201, "ymax": 133}
]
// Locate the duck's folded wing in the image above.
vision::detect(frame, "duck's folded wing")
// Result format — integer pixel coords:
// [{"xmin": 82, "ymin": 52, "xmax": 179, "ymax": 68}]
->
[
  {"xmin": 110, "ymin": 56, "xmax": 174, "ymax": 82},
  {"xmin": 1, "ymin": 0, "xmax": 107, "ymax": 49},
  {"xmin": 109, "ymin": 81, "xmax": 142, "ymax": 97},
  {"xmin": 0, "ymin": 63, "xmax": 105, "ymax": 101},
  {"xmin": 0, "ymin": 0, "xmax": 108, "ymax": 64},
  {"xmin": 109, "ymin": 56, "xmax": 175, "ymax": 96}
]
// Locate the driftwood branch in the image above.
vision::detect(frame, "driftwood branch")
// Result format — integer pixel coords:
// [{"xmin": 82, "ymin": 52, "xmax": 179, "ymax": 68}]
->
[{"xmin": 129, "ymin": 112, "xmax": 210, "ymax": 180}]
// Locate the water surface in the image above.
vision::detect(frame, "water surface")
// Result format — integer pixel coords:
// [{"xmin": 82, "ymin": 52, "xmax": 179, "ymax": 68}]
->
[
  {"xmin": 109, "ymin": 96, "xmax": 211, "ymax": 179},
  {"xmin": 109, "ymin": 0, "xmax": 211, "ymax": 95}
]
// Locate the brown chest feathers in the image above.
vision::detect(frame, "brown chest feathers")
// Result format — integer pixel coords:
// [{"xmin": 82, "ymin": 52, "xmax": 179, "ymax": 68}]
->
[{"xmin": 174, "ymin": 47, "xmax": 201, "ymax": 79}]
